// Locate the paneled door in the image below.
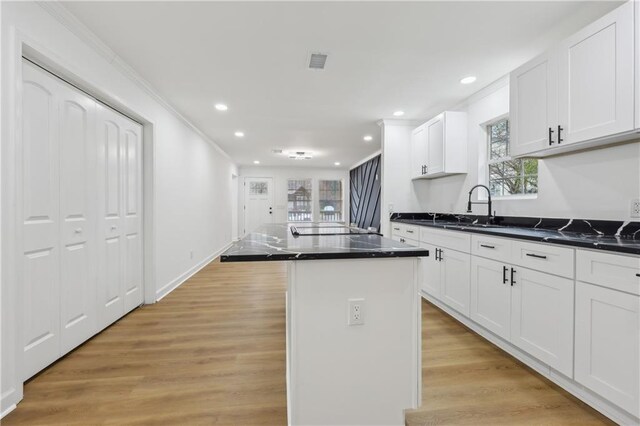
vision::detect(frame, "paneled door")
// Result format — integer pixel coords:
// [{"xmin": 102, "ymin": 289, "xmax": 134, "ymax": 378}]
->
[
  {"xmin": 96, "ymin": 103, "xmax": 143, "ymax": 330},
  {"xmin": 509, "ymin": 52, "xmax": 558, "ymax": 156},
  {"xmin": 426, "ymin": 116, "xmax": 444, "ymax": 175},
  {"xmin": 244, "ymin": 177, "xmax": 274, "ymax": 235},
  {"xmin": 470, "ymin": 257, "xmax": 510, "ymax": 340},
  {"xmin": 20, "ymin": 60, "xmax": 62, "ymax": 379},
  {"xmin": 58, "ymin": 73, "xmax": 98, "ymax": 355},
  {"xmin": 557, "ymin": 0, "xmax": 634, "ymax": 145},
  {"xmin": 439, "ymin": 248, "xmax": 471, "ymax": 317}
]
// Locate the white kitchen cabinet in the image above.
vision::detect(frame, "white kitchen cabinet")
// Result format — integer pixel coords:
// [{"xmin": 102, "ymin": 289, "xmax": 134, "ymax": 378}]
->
[
  {"xmin": 439, "ymin": 248, "xmax": 471, "ymax": 317},
  {"xmin": 557, "ymin": 0, "xmax": 635, "ymax": 146},
  {"xmin": 411, "ymin": 111, "xmax": 467, "ymax": 179},
  {"xmin": 510, "ymin": 267, "xmax": 574, "ymax": 377},
  {"xmin": 410, "ymin": 124, "xmax": 427, "ymax": 179},
  {"xmin": 419, "ymin": 242, "xmax": 440, "ymax": 299},
  {"xmin": 575, "ymin": 281, "xmax": 639, "ymax": 417},
  {"xmin": 470, "ymin": 256, "xmax": 574, "ymax": 376},
  {"xmin": 470, "ymin": 256, "xmax": 511, "ymax": 340},
  {"xmin": 510, "ymin": 0, "xmax": 636, "ymax": 158},
  {"xmin": 510, "ymin": 51, "xmax": 558, "ymax": 157}
]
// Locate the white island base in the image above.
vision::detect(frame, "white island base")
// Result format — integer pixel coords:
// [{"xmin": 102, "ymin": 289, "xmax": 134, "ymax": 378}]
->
[{"xmin": 285, "ymin": 257, "xmax": 422, "ymax": 425}]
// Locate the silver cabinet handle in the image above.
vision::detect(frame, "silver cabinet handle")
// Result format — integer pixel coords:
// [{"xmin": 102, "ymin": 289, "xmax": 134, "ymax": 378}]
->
[
  {"xmin": 111, "ymin": 225, "xmax": 117, "ymax": 230},
  {"xmin": 74, "ymin": 228, "xmax": 82, "ymax": 234}
]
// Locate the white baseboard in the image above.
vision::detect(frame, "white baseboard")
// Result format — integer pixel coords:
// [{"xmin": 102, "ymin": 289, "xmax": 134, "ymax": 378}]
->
[
  {"xmin": 155, "ymin": 242, "xmax": 232, "ymax": 301},
  {"xmin": 1, "ymin": 403, "xmax": 17, "ymax": 419},
  {"xmin": 421, "ymin": 291, "xmax": 639, "ymax": 426}
]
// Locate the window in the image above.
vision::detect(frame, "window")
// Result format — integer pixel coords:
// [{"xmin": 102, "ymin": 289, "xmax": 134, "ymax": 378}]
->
[
  {"xmin": 319, "ymin": 180, "xmax": 343, "ymax": 222},
  {"xmin": 287, "ymin": 179, "xmax": 312, "ymax": 221},
  {"xmin": 249, "ymin": 181, "xmax": 268, "ymax": 195},
  {"xmin": 487, "ymin": 118, "xmax": 538, "ymax": 197}
]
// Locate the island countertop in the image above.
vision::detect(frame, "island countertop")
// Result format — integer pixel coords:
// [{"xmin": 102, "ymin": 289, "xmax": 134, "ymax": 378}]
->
[{"xmin": 220, "ymin": 223, "xmax": 429, "ymax": 262}]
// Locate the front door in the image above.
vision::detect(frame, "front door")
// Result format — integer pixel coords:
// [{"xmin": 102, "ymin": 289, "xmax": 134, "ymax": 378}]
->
[{"xmin": 244, "ymin": 177, "xmax": 274, "ymax": 235}]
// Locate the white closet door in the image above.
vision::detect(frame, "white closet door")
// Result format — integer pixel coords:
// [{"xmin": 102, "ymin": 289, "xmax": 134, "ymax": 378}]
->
[
  {"xmin": 21, "ymin": 61, "xmax": 62, "ymax": 379},
  {"xmin": 122, "ymin": 122, "xmax": 144, "ymax": 313},
  {"xmin": 58, "ymin": 82, "xmax": 98, "ymax": 354},
  {"xmin": 96, "ymin": 104, "xmax": 143, "ymax": 328},
  {"xmin": 97, "ymin": 104, "xmax": 125, "ymax": 328}
]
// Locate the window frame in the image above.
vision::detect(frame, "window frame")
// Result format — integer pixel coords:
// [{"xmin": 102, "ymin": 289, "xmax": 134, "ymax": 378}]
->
[
  {"xmin": 318, "ymin": 179, "xmax": 344, "ymax": 223},
  {"xmin": 484, "ymin": 116, "xmax": 538, "ymax": 200},
  {"xmin": 287, "ymin": 178, "xmax": 314, "ymax": 222}
]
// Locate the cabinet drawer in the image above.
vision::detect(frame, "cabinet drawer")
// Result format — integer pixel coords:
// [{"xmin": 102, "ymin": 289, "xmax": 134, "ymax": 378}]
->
[
  {"xmin": 471, "ymin": 234, "xmax": 512, "ymax": 264},
  {"xmin": 390, "ymin": 223, "xmax": 419, "ymax": 239},
  {"xmin": 419, "ymin": 227, "xmax": 470, "ymax": 253},
  {"xmin": 576, "ymin": 249, "xmax": 640, "ymax": 295},
  {"xmin": 511, "ymin": 241, "xmax": 574, "ymax": 279}
]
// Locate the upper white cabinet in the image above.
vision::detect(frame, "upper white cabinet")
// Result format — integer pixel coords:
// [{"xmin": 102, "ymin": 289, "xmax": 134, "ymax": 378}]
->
[
  {"xmin": 410, "ymin": 124, "xmax": 427, "ymax": 179},
  {"xmin": 410, "ymin": 111, "xmax": 467, "ymax": 179},
  {"xmin": 510, "ymin": 1, "xmax": 636, "ymax": 157},
  {"xmin": 557, "ymin": 1, "xmax": 635, "ymax": 146},
  {"xmin": 510, "ymin": 52, "xmax": 558, "ymax": 157}
]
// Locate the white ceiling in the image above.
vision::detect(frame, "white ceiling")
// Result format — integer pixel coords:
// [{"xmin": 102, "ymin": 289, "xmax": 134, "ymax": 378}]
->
[{"xmin": 63, "ymin": 1, "xmax": 620, "ymax": 168}]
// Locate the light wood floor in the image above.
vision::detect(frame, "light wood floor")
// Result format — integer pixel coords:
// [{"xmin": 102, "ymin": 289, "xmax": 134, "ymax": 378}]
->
[{"xmin": 4, "ymin": 259, "xmax": 613, "ymax": 425}]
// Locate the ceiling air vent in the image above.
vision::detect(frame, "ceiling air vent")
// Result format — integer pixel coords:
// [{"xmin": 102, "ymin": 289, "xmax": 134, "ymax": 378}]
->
[
  {"xmin": 308, "ymin": 53, "xmax": 328, "ymax": 70},
  {"xmin": 271, "ymin": 149, "xmax": 283, "ymax": 154}
]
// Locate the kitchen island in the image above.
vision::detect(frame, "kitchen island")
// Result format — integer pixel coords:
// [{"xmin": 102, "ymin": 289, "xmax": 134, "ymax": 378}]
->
[{"xmin": 221, "ymin": 224, "xmax": 428, "ymax": 425}]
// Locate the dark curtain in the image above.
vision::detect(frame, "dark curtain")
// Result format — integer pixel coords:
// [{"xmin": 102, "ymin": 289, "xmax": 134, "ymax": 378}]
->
[{"xmin": 349, "ymin": 155, "xmax": 381, "ymax": 231}]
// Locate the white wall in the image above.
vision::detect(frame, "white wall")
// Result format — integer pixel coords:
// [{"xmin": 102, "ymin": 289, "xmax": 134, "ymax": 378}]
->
[
  {"xmin": 379, "ymin": 120, "xmax": 421, "ymax": 236},
  {"xmin": 403, "ymin": 77, "xmax": 640, "ymax": 221},
  {"xmin": 1, "ymin": 2, "xmax": 236, "ymax": 412},
  {"xmin": 238, "ymin": 166, "xmax": 349, "ymax": 234}
]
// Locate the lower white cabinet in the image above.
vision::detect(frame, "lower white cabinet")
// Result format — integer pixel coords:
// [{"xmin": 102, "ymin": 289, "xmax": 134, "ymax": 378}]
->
[
  {"xmin": 419, "ymin": 242, "xmax": 440, "ymax": 299},
  {"xmin": 510, "ymin": 267, "xmax": 574, "ymax": 377},
  {"xmin": 575, "ymin": 281, "xmax": 640, "ymax": 418},
  {"xmin": 470, "ymin": 257, "xmax": 574, "ymax": 377},
  {"xmin": 470, "ymin": 257, "xmax": 511, "ymax": 340},
  {"xmin": 423, "ymin": 246, "xmax": 471, "ymax": 317}
]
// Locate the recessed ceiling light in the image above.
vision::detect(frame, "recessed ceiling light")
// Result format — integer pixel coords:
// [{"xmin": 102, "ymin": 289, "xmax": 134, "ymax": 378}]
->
[
  {"xmin": 393, "ymin": 110, "xmax": 405, "ymax": 117},
  {"xmin": 253, "ymin": 160, "xmax": 260, "ymax": 164},
  {"xmin": 234, "ymin": 131, "xmax": 244, "ymax": 137},
  {"xmin": 214, "ymin": 103, "xmax": 228, "ymax": 111},
  {"xmin": 334, "ymin": 162, "xmax": 341, "ymax": 166},
  {"xmin": 363, "ymin": 135, "xmax": 373, "ymax": 142},
  {"xmin": 460, "ymin": 76, "xmax": 477, "ymax": 85}
]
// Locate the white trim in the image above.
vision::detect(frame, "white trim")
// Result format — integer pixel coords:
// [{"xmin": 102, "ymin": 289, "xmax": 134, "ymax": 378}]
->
[
  {"xmin": 155, "ymin": 242, "xmax": 233, "ymax": 301},
  {"xmin": 35, "ymin": 2, "xmax": 233, "ymax": 163},
  {"xmin": 349, "ymin": 149, "xmax": 381, "ymax": 170},
  {"xmin": 421, "ymin": 291, "xmax": 639, "ymax": 426},
  {"xmin": 377, "ymin": 119, "xmax": 423, "ymax": 128},
  {"xmin": 1, "ymin": 404, "xmax": 17, "ymax": 419}
]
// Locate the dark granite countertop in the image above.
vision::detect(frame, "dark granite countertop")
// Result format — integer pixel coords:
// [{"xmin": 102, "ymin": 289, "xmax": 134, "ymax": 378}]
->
[
  {"xmin": 220, "ymin": 223, "xmax": 429, "ymax": 262},
  {"xmin": 390, "ymin": 213, "xmax": 640, "ymax": 256}
]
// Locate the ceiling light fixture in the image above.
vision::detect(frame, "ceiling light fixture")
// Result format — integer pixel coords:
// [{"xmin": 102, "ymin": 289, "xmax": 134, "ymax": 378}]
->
[
  {"xmin": 363, "ymin": 135, "xmax": 373, "ymax": 142},
  {"xmin": 393, "ymin": 110, "xmax": 405, "ymax": 117},
  {"xmin": 288, "ymin": 151, "xmax": 313, "ymax": 160},
  {"xmin": 253, "ymin": 160, "xmax": 260, "ymax": 164},
  {"xmin": 214, "ymin": 103, "xmax": 228, "ymax": 111},
  {"xmin": 334, "ymin": 162, "xmax": 341, "ymax": 166},
  {"xmin": 234, "ymin": 131, "xmax": 244, "ymax": 137},
  {"xmin": 460, "ymin": 76, "xmax": 477, "ymax": 85}
]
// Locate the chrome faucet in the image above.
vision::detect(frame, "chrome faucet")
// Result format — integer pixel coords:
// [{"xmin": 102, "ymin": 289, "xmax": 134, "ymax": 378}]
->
[{"xmin": 467, "ymin": 184, "xmax": 493, "ymax": 223}]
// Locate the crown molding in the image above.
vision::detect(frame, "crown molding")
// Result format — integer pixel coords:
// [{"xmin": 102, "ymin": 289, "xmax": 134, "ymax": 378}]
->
[
  {"xmin": 349, "ymin": 150, "xmax": 381, "ymax": 170},
  {"xmin": 377, "ymin": 119, "xmax": 423, "ymax": 128},
  {"xmin": 36, "ymin": 1, "xmax": 233, "ymax": 163}
]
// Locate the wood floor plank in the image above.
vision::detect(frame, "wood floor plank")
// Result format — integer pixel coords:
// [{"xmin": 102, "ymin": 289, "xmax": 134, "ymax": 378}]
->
[{"xmin": 4, "ymin": 259, "xmax": 613, "ymax": 425}]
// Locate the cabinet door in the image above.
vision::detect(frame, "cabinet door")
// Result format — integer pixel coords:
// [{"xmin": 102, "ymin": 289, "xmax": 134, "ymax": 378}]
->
[
  {"xmin": 426, "ymin": 116, "xmax": 444, "ymax": 175},
  {"xmin": 558, "ymin": 1, "xmax": 634, "ymax": 145},
  {"xmin": 439, "ymin": 248, "xmax": 471, "ymax": 317},
  {"xmin": 575, "ymin": 282, "xmax": 639, "ymax": 417},
  {"xmin": 510, "ymin": 267, "xmax": 574, "ymax": 377},
  {"xmin": 410, "ymin": 125, "xmax": 427, "ymax": 179},
  {"xmin": 470, "ymin": 257, "xmax": 510, "ymax": 340},
  {"xmin": 419, "ymin": 243, "xmax": 440, "ymax": 299},
  {"xmin": 509, "ymin": 51, "xmax": 558, "ymax": 156}
]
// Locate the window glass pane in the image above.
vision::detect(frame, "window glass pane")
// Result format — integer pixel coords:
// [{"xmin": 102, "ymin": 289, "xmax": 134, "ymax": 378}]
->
[
  {"xmin": 487, "ymin": 119, "xmax": 538, "ymax": 197},
  {"xmin": 249, "ymin": 181, "xmax": 268, "ymax": 195},
  {"xmin": 319, "ymin": 180, "xmax": 343, "ymax": 222},
  {"xmin": 288, "ymin": 179, "xmax": 312, "ymax": 222}
]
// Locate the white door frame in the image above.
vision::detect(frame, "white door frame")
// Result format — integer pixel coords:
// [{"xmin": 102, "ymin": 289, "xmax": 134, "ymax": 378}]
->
[{"xmin": 2, "ymin": 29, "xmax": 157, "ymax": 412}]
